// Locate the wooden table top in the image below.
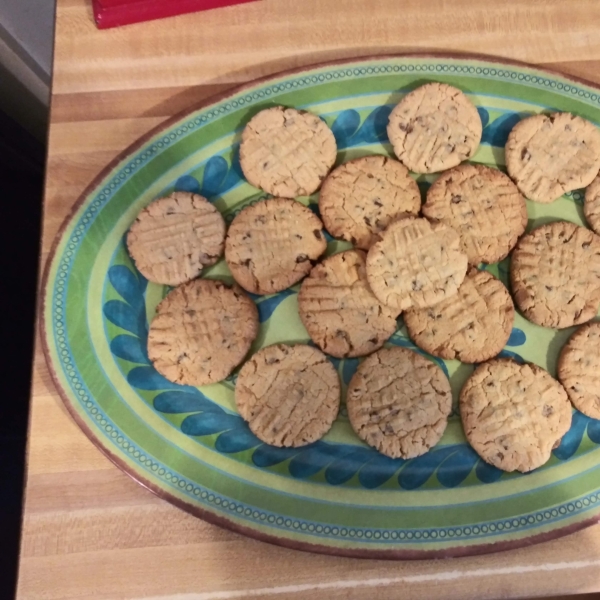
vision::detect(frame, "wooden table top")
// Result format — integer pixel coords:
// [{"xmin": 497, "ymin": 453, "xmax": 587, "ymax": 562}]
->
[{"xmin": 17, "ymin": 0, "xmax": 600, "ymax": 598}]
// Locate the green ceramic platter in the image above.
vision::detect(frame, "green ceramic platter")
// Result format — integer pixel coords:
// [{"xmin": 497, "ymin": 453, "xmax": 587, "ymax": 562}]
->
[{"xmin": 42, "ymin": 55, "xmax": 600, "ymax": 558}]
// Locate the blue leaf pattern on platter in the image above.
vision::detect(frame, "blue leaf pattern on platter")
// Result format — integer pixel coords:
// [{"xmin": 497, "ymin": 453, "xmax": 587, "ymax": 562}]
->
[
  {"xmin": 250, "ymin": 288, "xmax": 296, "ymax": 322},
  {"xmin": 108, "ymin": 265, "xmax": 147, "ymax": 312},
  {"xmin": 288, "ymin": 443, "xmax": 348, "ymax": 479},
  {"xmin": 358, "ymin": 454, "xmax": 404, "ymax": 489},
  {"xmin": 351, "ymin": 105, "xmax": 392, "ymax": 145},
  {"xmin": 202, "ymin": 156, "xmax": 227, "ymax": 195},
  {"xmin": 174, "ymin": 174, "xmax": 202, "ymax": 195},
  {"xmin": 342, "ymin": 358, "xmax": 359, "ymax": 385},
  {"xmin": 328, "ymin": 356, "xmax": 342, "ymax": 372},
  {"xmin": 104, "ymin": 177, "xmax": 600, "ymax": 491},
  {"xmin": 215, "ymin": 427, "xmax": 261, "ymax": 453},
  {"xmin": 398, "ymin": 446, "xmax": 456, "ymax": 490},
  {"xmin": 588, "ymin": 418, "xmax": 600, "ymax": 444},
  {"xmin": 494, "ymin": 257, "xmax": 510, "ymax": 287},
  {"xmin": 104, "ymin": 300, "xmax": 146, "ymax": 338},
  {"xmin": 553, "ymin": 410, "xmax": 589, "ymax": 460},
  {"xmin": 477, "ymin": 107, "xmax": 490, "ymax": 129},
  {"xmin": 506, "ymin": 328, "xmax": 526, "ymax": 346},
  {"xmin": 154, "ymin": 390, "xmax": 222, "ymax": 414},
  {"xmin": 181, "ymin": 412, "xmax": 243, "ymax": 436},
  {"xmin": 498, "ymin": 349, "xmax": 524, "ymax": 363},
  {"xmin": 127, "ymin": 366, "xmax": 184, "ymax": 391},
  {"xmin": 110, "ymin": 334, "xmax": 148, "ymax": 364},
  {"xmin": 481, "ymin": 112, "xmax": 523, "ymax": 147},
  {"xmin": 252, "ymin": 444, "xmax": 300, "ymax": 467},
  {"xmin": 436, "ymin": 446, "xmax": 479, "ymax": 488},
  {"xmin": 325, "ymin": 447, "xmax": 375, "ymax": 485},
  {"xmin": 331, "ymin": 110, "xmax": 361, "ymax": 148},
  {"xmin": 201, "ymin": 153, "xmax": 242, "ymax": 198},
  {"xmin": 331, "ymin": 106, "xmax": 391, "ymax": 149},
  {"xmin": 174, "ymin": 152, "xmax": 242, "ymax": 201},
  {"xmin": 475, "ymin": 458, "xmax": 504, "ymax": 483}
]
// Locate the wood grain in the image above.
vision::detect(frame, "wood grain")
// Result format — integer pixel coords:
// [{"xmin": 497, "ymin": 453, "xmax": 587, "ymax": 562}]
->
[{"xmin": 17, "ymin": 0, "xmax": 600, "ymax": 598}]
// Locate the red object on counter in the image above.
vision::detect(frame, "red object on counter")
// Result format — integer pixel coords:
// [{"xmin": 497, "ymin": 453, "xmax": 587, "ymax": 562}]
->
[{"xmin": 92, "ymin": 0, "xmax": 258, "ymax": 29}]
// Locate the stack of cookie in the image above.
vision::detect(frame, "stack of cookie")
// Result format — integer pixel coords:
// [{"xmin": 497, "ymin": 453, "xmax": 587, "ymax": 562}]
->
[{"xmin": 126, "ymin": 84, "xmax": 600, "ymax": 475}]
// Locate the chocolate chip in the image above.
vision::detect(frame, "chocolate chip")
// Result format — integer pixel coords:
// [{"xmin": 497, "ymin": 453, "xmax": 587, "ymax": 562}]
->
[
  {"xmin": 313, "ymin": 229, "xmax": 322, "ymax": 240},
  {"xmin": 296, "ymin": 254, "xmax": 309, "ymax": 263},
  {"xmin": 451, "ymin": 194, "xmax": 462, "ymax": 204},
  {"xmin": 364, "ymin": 216, "xmax": 372, "ymax": 227},
  {"xmin": 521, "ymin": 148, "xmax": 531, "ymax": 161},
  {"xmin": 373, "ymin": 199, "xmax": 383, "ymax": 207}
]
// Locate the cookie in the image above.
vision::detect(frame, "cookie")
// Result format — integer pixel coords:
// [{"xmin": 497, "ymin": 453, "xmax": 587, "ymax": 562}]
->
[
  {"xmin": 584, "ymin": 174, "xmax": 600, "ymax": 235},
  {"xmin": 148, "ymin": 279, "xmax": 258, "ymax": 386},
  {"xmin": 298, "ymin": 250, "xmax": 398, "ymax": 358},
  {"xmin": 346, "ymin": 347, "xmax": 452, "ymax": 459},
  {"xmin": 318, "ymin": 155, "xmax": 421, "ymax": 249},
  {"xmin": 404, "ymin": 268, "xmax": 514, "ymax": 363},
  {"xmin": 558, "ymin": 322, "xmax": 600, "ymax": 419},
  {"xmin": 366, "ymin": 217, "xmax": 468, "ymax": 311},
  {"xmin": 225, "ymin": 198, "xmax": 327, "ymax": 295},
  {"xmin": 239, "ymin": 106, "xmax": 337, "ymax": 197},
  {"xmin": 235, "ymin": 344, "xmax": 340, "ymax": 447},
  {"xmin": 505, "ymin": 112, "xmax": 600, "ymax": 203},
  {"xmin": 510, "ymin": 221, "xmax": 600, "ymax": 328},
  {"xmin": 460, "ymin": 359, "xmax": 572, "ymax": 473},
  {"xmin": 127, "ymin": 192, "xmax": 226, "ymax": 286},
  {"xmin": 422, "ymin": 164, "xmax": 527, "ymax": 265},
  {"xmin": 387, "ymin": 83, "xmax": 482, "ymax": 174}
]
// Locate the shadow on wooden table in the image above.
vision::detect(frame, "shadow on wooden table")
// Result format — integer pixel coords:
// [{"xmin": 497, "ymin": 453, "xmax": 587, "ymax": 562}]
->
[{"xmin": 0, "ymin": 110, "xmax": 44, "ymax": 598}]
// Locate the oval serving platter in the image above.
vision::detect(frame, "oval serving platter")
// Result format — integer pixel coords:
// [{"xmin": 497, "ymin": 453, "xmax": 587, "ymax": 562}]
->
[{"xmin": 42, "ymin": 55, "xmax": 600, "ymax": 558}]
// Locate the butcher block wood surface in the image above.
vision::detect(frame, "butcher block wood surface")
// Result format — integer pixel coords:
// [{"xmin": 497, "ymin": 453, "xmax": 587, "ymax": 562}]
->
[{"xmin": 17, "ymin": 0, "xmax": 600, "ymax": 598}]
